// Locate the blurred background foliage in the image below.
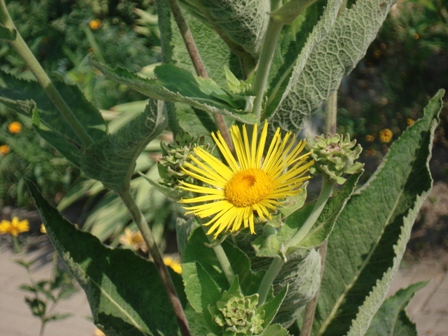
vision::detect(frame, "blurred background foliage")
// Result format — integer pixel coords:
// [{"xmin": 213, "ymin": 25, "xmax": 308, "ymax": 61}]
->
[{"xmin": 0, "ymin": 0, "xmax": 447, "ymax": 248}]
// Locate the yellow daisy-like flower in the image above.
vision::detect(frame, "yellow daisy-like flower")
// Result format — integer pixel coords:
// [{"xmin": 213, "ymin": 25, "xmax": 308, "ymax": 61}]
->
[
  {"xmin": 163, "ymin": 256, "xmax": 182, "ymax": 274},
  {"xmin": 8, "ymin": 121, "xmax": 22, "ymax": 134},
  {"xmin": 179, "ymin": 122, "xmax": 313, "ymax": 239},
  {"xmin": 0, "ymin": 144, "xmax": 10, "ymax": 155},
  {"xmin": 0, "ymin": 217, "xmax": 29, "ymax": 237}
]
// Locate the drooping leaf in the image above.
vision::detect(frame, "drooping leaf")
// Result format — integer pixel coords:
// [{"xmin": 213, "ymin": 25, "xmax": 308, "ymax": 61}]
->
[
  {"xmin": 271, "ymin": 0, "xmax": 395, "ymax": 130},
  {"xmin": 91, "ymin": 59, "xmax": 257, "ymax": 124},
  {"xmin": 27, "ymin": 181, "xmax": 186, "ymax": 336},
  {"xmin": 313, "ymin": 90, "xmax": 444, "ymax": 336},
  {"xmin": 80, "ymin": 99, "xmax": 167, "ymax": 192},
  {"xmin": 365, "ymin": 282, "xmax": 427, "ymax": 336}
]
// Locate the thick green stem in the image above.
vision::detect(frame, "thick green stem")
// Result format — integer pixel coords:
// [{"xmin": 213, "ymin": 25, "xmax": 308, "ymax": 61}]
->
[
  {"xmin": 119, "ymin": 189, "xmax": 191, "ymax": 336},
  {"xmin": 252, "ymin": 18, "xmax": 284, "ymax": 121},
  {"xmin": 286, "ymin": 178, "xmax": 334, "ymax": 249},
  {"xmin": 300, "ymin": 91, "xmax": 338, "ymax": 336},
  {"xmin": 0, "ymin": 0, "xmax": 92, "ymax": 147},
  {"xmin": 203, "ymin": 228, "xmax": 235, "ymax": 285},
  {"xmin": 257, "ymin": 257, "xmax": 284, "ymax": 306}
]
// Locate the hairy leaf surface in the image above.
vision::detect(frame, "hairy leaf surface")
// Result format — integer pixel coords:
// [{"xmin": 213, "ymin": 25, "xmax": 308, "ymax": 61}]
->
[{"xmin": 314, "ymin": 90, "xmax": 443, "ymax": 335}]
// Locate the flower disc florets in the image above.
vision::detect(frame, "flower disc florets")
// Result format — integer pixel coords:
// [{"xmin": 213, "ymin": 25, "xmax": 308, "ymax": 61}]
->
[{"xmin": 307, "ymin": 133, "xmax": 363, "ymax": 184}]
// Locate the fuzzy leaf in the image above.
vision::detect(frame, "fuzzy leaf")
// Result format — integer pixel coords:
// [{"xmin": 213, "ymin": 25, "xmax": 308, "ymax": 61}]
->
[
  {"xmin": 80, "ymin": 100, "xmax": 166, "ymax": 192},
  {"xmin": 27, "ymin": 181, "xmax": 185, "ymax": 336},
  {"xmin": 260, "ymin": 324, "xmax": 291, "ymax": 336},
  {"xmin": 365, "ymin": 282, "xmax": 427, "ymax": 336},
  {"xmin": 313, "ymin": 90, "xmax": 444, "ymax": 336},
  {"xmin": 91, "ymin": 59, "xmax": 257, "ymax": 124},
  {"xmin": 271, "ymin": 0, "xmax": 395, "ymax": 130},
  {"xmin": 184, "ymin": 0, "xmax": 270, "ymax": 56}
]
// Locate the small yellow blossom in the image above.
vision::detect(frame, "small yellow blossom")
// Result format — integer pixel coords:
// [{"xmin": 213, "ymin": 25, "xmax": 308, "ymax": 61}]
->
[
  {"xmin": 89, "ymin": 19, "xmax": 101, "ymax": 30},
  {"xmin": 406, "ymin": 118, "xmax": 415, "ymax": 126},
  {"xmin": 119, "ymin": 228, "xmax": 147, "ymax": 252},
  {"xmin": 373, "ymin": 49, "xmax": 381, "ymax": 58},
  {"xmin": 413, "ymin": 33, "xmax": 420, "ymax": 40},
  {"xmin": 40, "ymin": 224, "xmax": 46, "ymax": 234},
  {"xmin": 0, "ymin": 144, "xmax": 10, "ymax": 155},
  {"xmin": 365, "ymin": 134, "xmax": 375, "ymax": 142},
  {"xmin": 8, "ymin": 121, "xmax": 22, "ymax": 134},
  {"xmin": 379, "ymin": 128, "xmax": 393, "ymax": 143},
  {"xmin": 0, "ymin": 217, "xmax": 29, "ymax": 237},
  {"xmin": 163, "ymin": 256, "xmax": 182, "ymax": 274}
]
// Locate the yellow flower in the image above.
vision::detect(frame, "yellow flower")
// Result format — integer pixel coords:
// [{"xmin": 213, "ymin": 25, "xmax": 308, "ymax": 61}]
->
[
  {"xmin": 365, "ymin": 134, "xmax": 375, "ymax": 142},
  {"xmin": 0, "ymin": 144, "xmax": 10, "ymax": 155},
  {"xmin": 89, "ymin": 19, "xmax": 101, "ymax": 30},
  {"xmin": 379, "ymin": 128, "xmax": 393, "ymax": 143},
  {"xmin": 119, "ymin": 228, "xmax": 147, "ymax": 252},
  {"xmin": 163, "ymin": 256, "xmax": 182, "ymax": 274},
  {"xmin": 406, "ymin": 118, "xmax": 415, "ymax": 126},
  {"xmin": 8, "ymin": 121, "xmax": 22, "ymax": 134},
  {"xmin": 179, "ymin": 122, "xmax": 313, "ymax": 239},
  {"xmin": 40, "ymin": 224, "xmax": 46, "ymax": 234},
  {"xmin": 0, "ymin": 217, "xmax": 29, "ymax": 237}
]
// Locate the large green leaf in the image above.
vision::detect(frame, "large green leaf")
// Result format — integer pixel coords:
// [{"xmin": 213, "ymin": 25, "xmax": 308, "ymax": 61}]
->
[
  {"xmin": 91, "ymin": 60, "xmax": 257, "ymax": 124},
  {"xmin": 80, "ymin": 99, "xmax": 166, "ymax": 192},
  {"xmin": 0, "ymin": 73, "xmax": 107, "ymax": 166},
  {"xmin": 181, "ymin": 0, "xmax": 270, "ymax": 57},
  {"xmin": 313, "ymin": 90, "xmax": 444, "ymax": 336},
  {"xmin": 266, "ymin": 0, "xmax": 341, "ymax": 119},
  {"xmin": 27, "ymin": 181, "xmax": 186, "ymax": 336},
  {"xmin": 271, "ymin": 0, "xmax": 395, "ymax": 130},
  {"xmin": 365, "ymin": 282, "xmax": 427, "ymax": 336}
]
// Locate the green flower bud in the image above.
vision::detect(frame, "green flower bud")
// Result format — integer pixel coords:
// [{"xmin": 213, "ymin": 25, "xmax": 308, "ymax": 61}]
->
[
  {"xmin": 307, "ymin": 134, "xmax": 363, "ymax": 184},
  {"xmin": 211, "ymin": 282, "xmax": 265, "ymax": 335},
  {"xmin": 158, "ymin": 132, "xmax": 207, "ymax": 188}
]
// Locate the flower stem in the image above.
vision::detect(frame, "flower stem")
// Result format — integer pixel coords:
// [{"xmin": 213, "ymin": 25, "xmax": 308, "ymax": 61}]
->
[
  {"xmin": 252, "ymin": 17, "xmax": 284, "ymax": 122},
  {"xmin": 163, "ymin": 0, "xmax": 233, "ymax": 151},
  {"xmin": 0, "ymin": 0, "xmax": 92, "ymax": 148},
  {"xmin": 204, "ymin": 230, "xmax": 235, "ymax": 285},
  {"xmin": 285, "ymin": 178, "xmax": 334, "ymax": 249},
  {"xmin": 300, "ymin": 91, "xmax": 338, "ymax": 336},
  {"xmin": 257, "ymin": 256, "xmax": 284, "ymax": 306},
  {"xmin": 119, "ymin": 189, "xmax": 191, "ymax": 336}
]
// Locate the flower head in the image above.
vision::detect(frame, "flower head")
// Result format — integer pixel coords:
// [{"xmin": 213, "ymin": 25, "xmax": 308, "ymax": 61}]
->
[
  {"xmin": 0, "ymin": 144, "xmax": 10, "ymax": 155},
  {"xmin": 89, "ymin": 19, "xmax": 101, "ymax": 30},
  {"xmin": 307, "ymin": 133, "xmax": 363, "ymax": 185},
  {"xmin": 379, "ymin": 128, "xmax": 393, "ymax": 143},
  {"xmin": 8, "ymin": 121, "xmax": 22, "ymax": 134},
  {"xmin": 119, "ymin": 228, "xmax": 147, "ymax": 252},
  {"xmin": 0, "ymin": 217, "xmax": 29, "ymax": 237},
  {"xmin": 179, "ymin": 122, "xmax": 313, "ymax": 239}
]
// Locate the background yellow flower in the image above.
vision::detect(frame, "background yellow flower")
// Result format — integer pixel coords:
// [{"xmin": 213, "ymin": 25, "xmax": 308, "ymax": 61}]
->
[
  {"xmin": 8, "ymin": 121, "xmax": 22, "ymax": 134},
  {"xmin": 0, "ymin": 144, "xmax": 10, "ymax": 155},
  {"xmin": 379, "ymin": 128, "xmax": 393, "ymax": 143},
  {"xmin": 0, "ymin": 217, "xmax": 29, "ymax": 236},
  {"xmin": 89, "ymin": 19, "xmax": 101, "ymax": 30}
]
